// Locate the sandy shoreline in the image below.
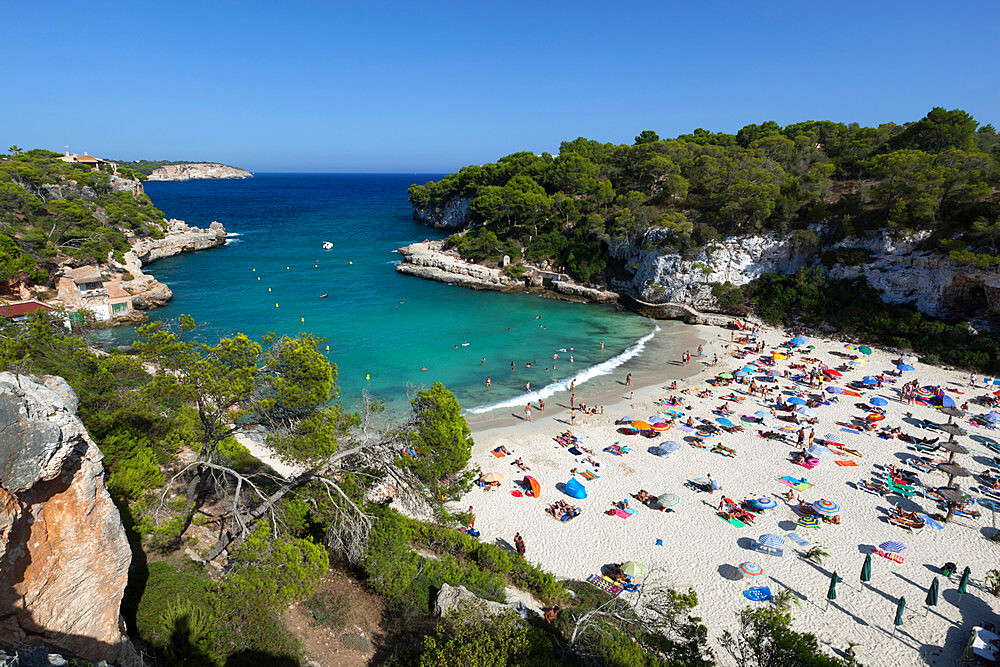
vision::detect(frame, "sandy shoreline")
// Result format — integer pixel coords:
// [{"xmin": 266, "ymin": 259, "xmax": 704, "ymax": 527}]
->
[{"xmin": 458, "ymin": 319, "xmax": 1000, "ymax": 666}]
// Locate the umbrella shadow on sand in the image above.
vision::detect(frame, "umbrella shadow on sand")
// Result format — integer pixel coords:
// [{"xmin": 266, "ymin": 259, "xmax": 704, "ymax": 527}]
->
[
  {"xmin": 736, "ymin": 537, "xmax": 756, "ymax": 551},
  {"xmin": 717, "ymin": 564, "xmax": 743, "ymax": 581},
  {"xmin": 777, "ymin": 520, "xmax": 799, "ymax": 531}
]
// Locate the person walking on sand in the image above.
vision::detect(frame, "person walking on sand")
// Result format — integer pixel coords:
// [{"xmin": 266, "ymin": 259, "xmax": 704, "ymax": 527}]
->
[
  {"xmin": 466, "ymin": 506, "xmax": 475, "ymax": 529},
  {"xmin": 524, "ymin": 404, "xmax": 532, "ymax": 421},
  {"xmin": 514, "ymin": 532, "xmax": 526, "ymax": 555},
  {"xmin": 571, "ymin": 408, "xmax": 576, "ymax": 425},
  {"xmin": 626, "ymin": 373, "xmax": 632, "ymax": 387},
  {"xmin": 698, "ymin": 345, "xmax": 703, "ymax": 356}
]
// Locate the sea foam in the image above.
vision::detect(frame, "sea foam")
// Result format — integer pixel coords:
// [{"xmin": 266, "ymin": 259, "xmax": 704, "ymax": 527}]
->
[{"xmin": 467, "ymin": 325, "xmax": 660, "ymax": 414}]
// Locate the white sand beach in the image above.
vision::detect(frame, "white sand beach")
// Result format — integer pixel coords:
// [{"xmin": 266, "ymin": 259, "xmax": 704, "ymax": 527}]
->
[{"xmin": 458, "ymin": 323, "xmax": 1000, "ymax": 666}]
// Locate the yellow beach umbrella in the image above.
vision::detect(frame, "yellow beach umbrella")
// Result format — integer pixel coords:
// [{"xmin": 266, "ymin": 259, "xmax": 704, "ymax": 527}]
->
[
  {"xmin": 772, "ymin": 353, "xmax": 786, "ymax": 360},
  {"xmin": 631, "ymin": 420, "xmax": 652, "ymax": 430}
]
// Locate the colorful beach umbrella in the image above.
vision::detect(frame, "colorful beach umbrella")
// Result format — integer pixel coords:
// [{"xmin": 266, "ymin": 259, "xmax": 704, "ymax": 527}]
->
[
  {"xmin": 861, "ymin": 553, "xmax": 872, "ymax": 585},
  {"xmin": 808, "ymin": 444, "xmax": 834, "ymax": 457},
  {"xmin": 879, "ymin": 540, "xmax": 906, "ymax": 553},
  {"xmin": 897, "ymin": 364, "xmax": 915, "ymax": 372},
  {"xmin": 751, "ymin": 498, "xmax": 778, "ymax": 511},
  {"xmin": 621, "ymin": 561, "xmax": 648, "ymax": 578},
  {"xmin": 657, "ymin": 493, "xmax": 680, "ymax": 508},
  {"xmin": 797, "ymin": 516, "xmax": 821, "ymax": 528},
  {"xmin": 758, "ymin": 533, "xmax": 784, "ymax": 547},
  {"xmin": 894, "ymin": 596, "xmax": 907, "ymax": 627},
  {"xmin": 525, "ymin": 475, "xmax": 541, "ymax": 498},
  {"xmin": 739, "ymin": 562, "xmax": 765, "ymax": 578},
  {"xmin": 812, "ymin": 499, "xmax": 840, "ymax": 515},
  {"xmin": 823, "ymin": 433, "xmax": 843, "ymax": 445},
  {"xmin": 696, "ymin": 428, "xmax": 713, "ymax": 438},
  {"xmin": 827, "ymin": 571, "xmax": 840, "ymax": 602},
  {"xmin": 787, "ymin": 396, "xmax": 807, "ymax": 406},
  {"xmin": 651, "ymin": 422, "xmax": 671, "ymax": 431},
  {"xmin": 631, "ymin": 420, "xmax": 652, "ymax": 430},
  {"xmin": 958, "ymin": 567, "xmax": 971, "ymax": 595},
  {"xmin": 925, "ymin": 577, "xmax": 940, "ymax": 609},
  {"xmin": 870, "ymin": 397, "xmax": 888, "ymax": 407}
]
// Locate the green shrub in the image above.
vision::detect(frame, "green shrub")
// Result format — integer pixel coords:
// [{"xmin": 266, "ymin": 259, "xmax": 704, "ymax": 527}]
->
[{"xmin": 135, "ymin": 561, "xmax": 217, "ymax": 651}]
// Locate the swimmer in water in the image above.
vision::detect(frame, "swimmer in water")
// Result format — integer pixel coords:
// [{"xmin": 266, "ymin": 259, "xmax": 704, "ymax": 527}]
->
[
  {"xmin": 481, "ymin": 357, "xmax": 485, "ymax": 365},
  {"xmin": 421, "ymin": 366, "xmax": 427, "ymax": 371},
  {"xmin": 511, "ymin": 361, "xmax": 515, "ymax": 371},
  {"xmin": 600, "ymin": 341, "xmax": 604, "ymax": 350},
  {"xmin": 525, "ymin": 382, "xmax": 531, "ymax": 392},
  {"xmin": 486, "ymin": 377, "xmax": 491, "ymax": 387}
]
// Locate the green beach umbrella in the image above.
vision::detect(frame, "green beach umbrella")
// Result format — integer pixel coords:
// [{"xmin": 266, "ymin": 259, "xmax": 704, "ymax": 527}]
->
[
  {"xmin": 826, "ymin": 571, "xmax": 840, "ymax": 610},
  {"xmin": 621, "ymin": 561, "xmax": 649, "ymax": 578},
  {"xmin": 925, "ymin": 576, "xmax": 940, "ymax": 616},
  {"xmin": 858, "ymin": 345, "xmax": 873, "ymax": 355},
  {"xmin": 958, "ymin": 566, "xmax": 971, "ymax": 595},
  {"xmin": 861, "ymin": 553, "xmax": 872, "ymax": 586},
  {"xmin": 893, "ymin": 595, "xmax": 907, "ymax": 631}
]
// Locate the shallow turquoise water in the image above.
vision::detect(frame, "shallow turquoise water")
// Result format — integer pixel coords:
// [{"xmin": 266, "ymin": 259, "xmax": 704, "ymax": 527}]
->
[{"xmin": 99, "ymin": 174, "xmax": 656, "ymax": 413}]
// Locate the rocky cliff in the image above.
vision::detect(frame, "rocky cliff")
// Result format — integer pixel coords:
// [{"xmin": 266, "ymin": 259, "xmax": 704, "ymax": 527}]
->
[
  {"xmin": 0, "ymin": 373, "xmax": 141, "ymax": 666},
  {"xmin": 412, "ymin": 197, "xmax": 472, "ymax": 229},
  {"xmin": 147, "ymin": 163, "xmax": 252, "ymax": 181},
  {"xmin": 396, "ymin": 240, "xmax": 511, "ymax": 289}
]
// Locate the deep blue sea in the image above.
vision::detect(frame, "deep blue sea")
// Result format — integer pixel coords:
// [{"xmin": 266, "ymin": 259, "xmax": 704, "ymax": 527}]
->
[{"xmin": 98, "ymin": 174, "xmax": 660, "ymax": 413}]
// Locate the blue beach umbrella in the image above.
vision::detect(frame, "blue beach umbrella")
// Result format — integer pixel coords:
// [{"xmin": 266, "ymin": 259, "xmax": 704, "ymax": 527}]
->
[
  {"xmin": 986, "ymin": 412, "xmax": 1000, "ymax": 424},
  {"xmin": 759, "ymin": 533, "xmax": 784, "ymax": 547},
  {"xmin": 825, "ymin": 386, "xmax": 844, "ymax": 394},
  {"xmin": 790, "ymin": 336, "xmax": 807, "ymax": 346},
  {"xmin": 787, "ymin": 396, "xmax": 807, "ymax": 406},
  {"xmin": 862, "ymin": 376, "xmax": 878, "ymax": 386},
  {"xmin": 751, "ymin": 498, "xmax": 779, "ymax": 511},
  {"xmin": 879, "ymin": 540, "xmax": 906, "ymax": 553},
  {"xmin": 661, "ymin": 440, "xmax": 681, "ymax": 452},
  {"xmin": 940, "ymin": 394, "xmax": 956, "ymax": 409},
  {"xmin": 797, "ymin": 406, "xmax": 817, "ymax": 418},
  {"xmin": 736, "ymin": 371, "xmax": 751, "ymax": 378},
  {"xmin": 754, "ymin": 410, "xmax": 771, "ymax": 420},
  {"xmin": 808, "ymin": 444, "xmax": 834, "ymax": 457},
  {"xmin": 897, "ymin": 364, "xmax": 915, "ymax": 372},
  {"xmin": 716, "ymin": 418, "xmax": 734, "ymax": 428},
  {"xmin": 870, "ymin": 397, "xmax": 888, "ymax": 407}
]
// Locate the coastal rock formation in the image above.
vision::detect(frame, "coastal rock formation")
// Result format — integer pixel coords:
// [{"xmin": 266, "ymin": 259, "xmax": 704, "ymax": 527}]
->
[
  {"xmin": 130, "ymin": 219, "xmax": 227, "ymax": 264},
  {"xmin": 434, "ymin": 584, "xmax": 534, "ymax": 621},
  {"xmin": 396, "ymin": 240, "xmax": 511, "ymax": 289},
  {"xmin": 412, "ymin": 197, "xmax": 472, "ymax": 229},
  {"xmin": 0, "ymin": 373, "xmax": 140, "ymax": 667},
  {"xmin": 147, "ymin": 163, "xmax": 252, "ymax": 181}
]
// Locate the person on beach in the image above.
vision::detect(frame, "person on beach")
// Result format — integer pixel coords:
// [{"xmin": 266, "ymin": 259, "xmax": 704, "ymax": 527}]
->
[
  {"xmin": 698, "ymin": 345, "xmax": 703, "ymax": 356},
  {"xmin": 525, "ymin": 404, "xmax": 532, "ymax": 422},
  {"xmin": 466, "ymin": 506, "xmax": 475, "ymax": 529},
  {"xmin": 514, "ymin": 532, "xmax": 526, "ymax": 555},
  {"xmin": 526, "ymin": 382, "xmax": 531, "ymax": 393},
  {"xmin": 570, "ymin": 408, "xmax": 576, "ymax": 425},
  {"xmin": 570, "ymin": 379, "xmax": 575, "ymax": 391},
  {"xmin": 538, "ymin": 399, "xmax": 545, "ymax": 411},
  {"xmin": 708, "ymin": 474, "xmax": 720, "ymax": 493},
  {"xmin": 571, "ymin": 393, "xmax": 575, "ymax": 408},
  {"xmin": 481, "ymin": 357, "xmax": 485, "ymax": 365},
  {"xmin": 544, "ymin": 605, "xmax": 560, "ymax": 624},
  {"xmin": 626, "ymin": 373, "xmax": 632, "ymax": 387}
]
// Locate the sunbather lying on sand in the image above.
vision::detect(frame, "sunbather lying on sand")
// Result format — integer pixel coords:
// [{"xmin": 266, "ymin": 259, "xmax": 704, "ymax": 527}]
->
[{"xmin": 511, "ymin": 457, "xmax": 529, "ymax": 471}]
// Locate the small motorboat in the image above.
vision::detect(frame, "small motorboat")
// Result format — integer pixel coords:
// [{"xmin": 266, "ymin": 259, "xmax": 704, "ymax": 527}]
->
[
  {"xmin": 322, "ymin": 241, "xmax": 334, "ymax": 250},
  {"xmin": 319, "ymin": 293, "xmax": 328, "ymax": 299}
]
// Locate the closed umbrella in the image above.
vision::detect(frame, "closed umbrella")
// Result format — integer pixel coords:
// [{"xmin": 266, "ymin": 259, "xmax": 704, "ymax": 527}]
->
[
  {"xmin": 861, "ymin": 553, "xmax": 872, "ymax": 587},
  {"xmin": 759, "ymin": 533, "xmax": 784, "ymax": 547},
  {"xmin": 739, "ymin": 562, "xmax": 765, "ymax": 578},
  {"xmin": 657, "ymin": 493, "xmax": 680, "ymax": 508},
  {"xmin": 925, "ymin": 576, "xmax": 939, "ymax": 615},
  {"xmin": 958, "ymin": 567, "xmax": 971, "ymax": 596},
  {"xmin": 858, "ymin": 345, "xmax": 873, "ymax": 355},
  {"xmin": 893, "ymin": 595, "xmax": 907, "ymax": 633},
  {"xmin": 827, "ymin": 571, "xmax": 840, "ymax": 606},
  {"xmin": 621, "ymin": 561, "xmax": 648, "ymax": 578},
  {"xmin": 751, "ymin": 497, "xmax": 778, "ymax": 511},
  {"xmin": 870, "ymin": 397, "xmax": 888, "ymax": 407}
]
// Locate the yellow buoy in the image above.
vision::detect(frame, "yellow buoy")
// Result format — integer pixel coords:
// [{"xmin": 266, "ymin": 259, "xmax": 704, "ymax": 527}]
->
[
  {"xmin": 286, "ymin": 266, "xmax": 290, "ymax": 270},
  {"xmin": 268, "ymin": 287, "xmax": 271, "ymax": 292},
  {"xmin": 275, "ymin": 303, "xmax": 279, "ymax": 308},
  {"xmin": 349, "ymin": 261, "xmax": 353, "ymax": 265},
  {"xmin": 301, "ymin": 317, "xmax": 305, "ymax": 323},
  {"xmin": 365, "ymin": 373, "xmax": 370, "ymax": 381},
  {"xmin": 325, "ymin": 345, "xmax": 329, "ymax": 351},
  {"xmin": 257, "ymin": 276, "xmax": 260, "ymax": 280},
  {"xmin": 252, "ymin": 268, "xmax": 255, "ymax": 272}
]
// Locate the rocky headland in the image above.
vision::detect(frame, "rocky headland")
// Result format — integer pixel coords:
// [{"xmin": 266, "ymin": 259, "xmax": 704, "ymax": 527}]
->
[
  {"xmin": 147, "ymin": 163, "xmax": 252, "ymax": 181},
  {"xmin": 0, "ymin": 373, "xmax": 141, "ymax": 666}
]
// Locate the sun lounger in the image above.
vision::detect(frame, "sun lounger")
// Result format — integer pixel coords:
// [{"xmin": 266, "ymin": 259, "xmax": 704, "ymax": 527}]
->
[
  {"xmin": 887, "ymin": 515, "xmax": 924, "ymax": 532},
  {"xmin": 753, "ymin": 542, "xmax": 783, "ymax": 557},
  {"xmin": 905, "ymin": 458, "xmax": 934, "ymax": 473},
  {"xmin": 786, "ymin": 532, "xmax": 810, "ymax": 547}
]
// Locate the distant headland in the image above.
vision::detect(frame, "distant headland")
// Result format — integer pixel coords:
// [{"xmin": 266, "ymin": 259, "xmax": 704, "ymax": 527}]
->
[{"xmin": 116, "ymin": 159, "xmax": 253, "ymax": 181}]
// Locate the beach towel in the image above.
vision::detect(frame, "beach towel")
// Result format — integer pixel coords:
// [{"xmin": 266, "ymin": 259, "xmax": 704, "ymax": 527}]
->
[
  {"xmin": 491, "ymin": 450, "xmax": 507, "ymax": 458},
  {"xmin": 834, "ymin": 460, "xmax": 860, "ymax": 467},
  {"xmin": 510, "ymin": 490, "xmax": 523, "ymax": 497},
  {"xmin": 614, "ymin": 509, "xmax": 635, "ymax": 519},
  {"xmin": 720, "ymin": 515, "xmax": 746, "ymax": 528},
  {"xmin": 786, "ymin": 532, "xmax": 810, "ymax": 547},
  {"xmin": 568, "ymin": 446, "xmax": 582, "ymax": 455},
  {"xmin": 580, "ymin": 470, "xmax": 599, "ymax": 480},
  {"xmin": 744, "ymin": 586, "xmax": 773, "ymax": 602},
  {"xmin": 778, "ymin": 476, "xmax": 814, "ymax": 491},
  {"xmin": 841, "ymin": 427, "xmax": 862, "ymax": 435},
  {"xmin": 676, "ymin": 425, "xmax": 695, "ymax": 433},
  {"xmin": 917, "ymin": 513, "xmax": 944, "ymax": 530},
  {"xmin": 587, "ymin": 574, "xmax": 622, "ymax": 596}
]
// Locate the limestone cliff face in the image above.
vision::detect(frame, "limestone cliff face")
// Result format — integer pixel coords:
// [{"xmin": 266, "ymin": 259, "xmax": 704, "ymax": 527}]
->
[
  {"xmin": 0, "ymin": 373, "xmax": 140, "ymax": 666},
  {"xmin": 412, "ymin": 197, "xmax": 472, "ymax": 229},
  {"xmin": 147, "ymin": 163, "xmax": 252, "ymax": 181},
  {"xmin": 396, "ymin": 240, "xmax": 511, "ymax": 289}
]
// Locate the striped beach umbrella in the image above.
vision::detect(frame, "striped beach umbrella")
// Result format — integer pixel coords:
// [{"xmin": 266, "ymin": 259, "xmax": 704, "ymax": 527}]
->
[
  {"xmin": 696, "ymin": 428, "xmax": 713, "ymax": 438},
  {"xmin": 824, "ymin": 369, "xmax": 843, "ymax": 377},
  {"xmin": 657, "ymin": 493, "xmax": 680, "ymax": 508},
  {"xmin": 812, "ymin": 499, "xmax": 840, "ymax": 515},
  {"xmin": 751, "ymin": 497, "xmax": 778, "ymax": 510},
  {"xmin": 739, "ymin": 562, "xmax": 765, "ymax": 578},
  {"xmin": 661, "ymin": 440, "xmax": 681, "ymax": 452},
  {"xmin": 759, "ymin": 533, "xmax": 784, "ymax": 547},
  {"xmin": 808, "ymin": 444, "xmax": 834, "ymax": 457},
  {"xmin": 651, "ymin": 422, "xmax": 671, "ymax": 431},
  {"xmin": 797, "ymin": 515, "xmax": 821, "ymax": 528},
  {"xmin": 879, "ymin": 540, "xmax": 906, "ymax": 553},
  {"xmin": 919, "ymin": 386, "xmax": 939, "ymax": 397},
  {"xmin": 823, "ymin": 432, "xmax": 844, "ymax": 445}
]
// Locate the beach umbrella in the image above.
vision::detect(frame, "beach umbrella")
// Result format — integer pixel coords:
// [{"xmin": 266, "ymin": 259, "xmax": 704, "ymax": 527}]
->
[
  {"xmin": 865, "ymin": 412, "xmax": 885, "ymax": 422},
  {"xmin": 870, "ymin": 397, "xmax": 888, "ymax": 407},
  {"xmin": 916, "ymin": 387, "xmax": 936, "ymax": 399},
  {"xmin": 787, "ymin": 396, "xmax": 807, "ymax": 406},
  {"xmin": 808, "ymin": 444, "xmax": 834, "ymax": 457},
  {"xmin": 813, "ymin": 499, "xmax": 840, "ymax": 515},
  {"xmin": 940, "ymin": 394, "xmax": 957, "ymax": 409},
  {"xmin": 621, "ymin": 561, "xmax": 649, "ymax": 578},
  {"xmin": 862, "ymin": 376, "xmax": 878, "ymax": 386},
  {"xmin": 661, "ymin": 440, "xmax": 681, "ymax": 452},
  {"xmin": 797, "ymin": 516, "xmax": 821, "ymax": 528},
  {"xmin": 736, "ymin": 370, "xmax": 751, "ymax": 378},
  {"xmin": 797, "ymin": 406, "xmax": 817, "ymax": 418},
  {"xmin": 772, "ymin": 353, "xmax": 786, "ymax": 360},
  {"xmin": 958, "ymin": 567, "xmax": 971, "ymax": 596},
  {"xmin": 657, "ymin": 493, "xmax": 680, "ymax": 508},
  {"xmin": 825, "ymin": 385, "xmax": 844, "ymax": 394},
  {"xmin": 652, "ymin": 422, "xmax": 671, "ymax": 431},
  {"xmin": 894, "ymin": 596, "xmax": 907, "ymax": 630},
  {"xmin": 824, "ymin": 369, "xmax": 843, "ymax": 378},
  {"xmin": 941, "ymin": 406, "xmax": 964, "ymax": 419},
  {"xmin": 987, "ymin": 412, "xmax": 1000, "ymax": 424},
  {"xmin": 751, "ymin": 498, "xmax": 778, "ymax": 511},
  {"xmin": 790, "ymin": 336, "xmax": 808, "ymax": 346},
  {"xmin": 827, "ymin": 571, "xmax": 840, "ymax": 604},
  {"xmin": 616, "ymin": 416, "xmax": 638, "ymax": 424},
  {"xmin": 861, "ymin": 553, "xmax": 872, "ymax": 586},
  {"xmin": 481, "ymin": 472, "xmax": 505, "ymax": 483},
  {"xmin": 754, "ymin": 410, "xmax": 772, "ymax": 420},
  {"xmin": 525, "ymin": 475, "xmax": 541, "ymax": 498},
  {"xmin": 879, "ymin": 540, "xmax": 906, "ymax": 553},
  {"xmin": 858, "ymin": 345, "xmax": 873, "ymax": 355},
  {"xmin": 925, "ymin": 576, "xmax": 940, "ymax": 613},
  {"xmin": 938, "ymin": 463, "xmax": 970, "ymax": 485},
  {"xmin": 759, "ymin": 533, "xmax": 784, "ymax": 547},
  {"xmin": 897, "ymin": 364, "xmax": 915, "ymax": 372},
  {"xmin": 739, "ymin": 562, "xmax": 765, "ymax": 578},
  {"xmin": 718, "ymin": 372, "xmax": 733, "ymax": 379},
  {"xmin": 696, "ymin": 428, "xmax": 714, "ymax": 438},
  {"xmin": 716, "ymin": 417, "xmax": 734, "ymax": 428},
  {"xmin": 631, "ymin": 420, "xmax": 652, "ymax": 430},
  {"xmin": 939, "ymin": 423, "xmax": 967, "ymax": 437},
  {"xmin": 823, "ymin": 432, "xmax": 844, "ymax": 445}
]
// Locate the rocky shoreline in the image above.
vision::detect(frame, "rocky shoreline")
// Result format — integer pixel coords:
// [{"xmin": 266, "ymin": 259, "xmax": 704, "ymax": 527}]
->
[{"xmin": 147, "ymin": 163, "xmax": 252, "ymax": 181}]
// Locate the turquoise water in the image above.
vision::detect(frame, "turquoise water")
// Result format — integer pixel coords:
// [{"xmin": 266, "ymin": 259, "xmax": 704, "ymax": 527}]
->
[{"xmin": 99, "ymin": 174, "xmax": 656, "ymax": 413}]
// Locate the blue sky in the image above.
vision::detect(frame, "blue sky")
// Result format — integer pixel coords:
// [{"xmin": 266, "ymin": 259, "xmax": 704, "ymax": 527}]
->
[{"xmin": 3, "ymin": 1, "xmax": 998, "ymax": 172}]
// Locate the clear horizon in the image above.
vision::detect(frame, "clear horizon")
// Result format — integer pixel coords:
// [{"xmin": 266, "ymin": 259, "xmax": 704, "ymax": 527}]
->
[{"xmin": 3, "ymin": 1, "xmax": 998, "ymax": 173}]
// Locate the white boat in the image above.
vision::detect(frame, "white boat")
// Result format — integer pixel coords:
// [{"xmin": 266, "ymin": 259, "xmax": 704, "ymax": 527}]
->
[{"xmin": 322, "ymin": 241, "xmax": 333, "ymax": 250}]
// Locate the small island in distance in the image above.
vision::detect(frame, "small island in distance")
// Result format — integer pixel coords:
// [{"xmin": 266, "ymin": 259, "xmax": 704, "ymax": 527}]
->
[{"xmin": 117, "ymin": 159, "xmax": 253, "ymax": 181}]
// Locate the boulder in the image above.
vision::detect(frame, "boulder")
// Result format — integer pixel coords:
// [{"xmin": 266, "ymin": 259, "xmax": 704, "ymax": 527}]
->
[
  {"xmin": 433, "ymin": 584, "xmax": 533, "ymax": 620},
  {"xmin": 0, "ymin": 373, "xmax": 140, "ymax": 666}
]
